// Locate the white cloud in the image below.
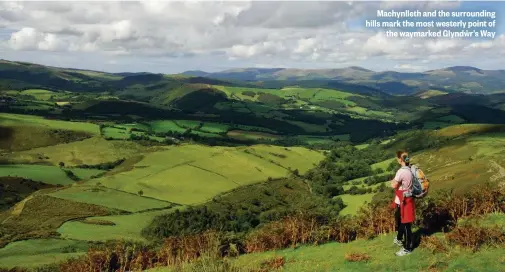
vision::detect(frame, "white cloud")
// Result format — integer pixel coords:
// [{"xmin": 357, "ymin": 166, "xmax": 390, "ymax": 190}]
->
[
  {"xmin": 394, "ymin": 63, "xmax": 425, "ymax": 71},
  {"xmin": 0, "ymin": 1, "xmax": 504, "ymax": 73}
]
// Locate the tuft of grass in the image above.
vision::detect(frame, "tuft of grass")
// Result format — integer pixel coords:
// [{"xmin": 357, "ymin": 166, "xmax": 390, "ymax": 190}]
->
[
  {"xmin": 258, "ymin": 256, "xmax": 285, "ymax": 271},
  {"xmin": 420, "ymin": 235, "xmax": 448, "ymax": 254},
  {"xmin": 344, "ymin": 252, "xmax": 371, "ymax": 262}
]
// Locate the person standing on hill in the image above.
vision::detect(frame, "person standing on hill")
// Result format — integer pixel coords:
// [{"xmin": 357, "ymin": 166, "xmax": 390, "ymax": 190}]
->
[{"xmin": 390, "ymin": 151, "xmax": 416, "ymax": 256}]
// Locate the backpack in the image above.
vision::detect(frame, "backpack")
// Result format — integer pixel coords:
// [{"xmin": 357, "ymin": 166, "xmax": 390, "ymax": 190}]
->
[{"xmin": 409, "ymin": 165, "xmax": 430, "ymax": 198}]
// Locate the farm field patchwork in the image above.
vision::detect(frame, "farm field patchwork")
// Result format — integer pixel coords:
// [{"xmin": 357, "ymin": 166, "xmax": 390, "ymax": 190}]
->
[{"xmin": 86, "ymin": 144, "xmax": 324, "ymax": 204}]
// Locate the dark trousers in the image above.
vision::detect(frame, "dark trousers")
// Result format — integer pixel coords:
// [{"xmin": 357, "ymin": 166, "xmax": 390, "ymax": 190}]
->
[{"xmin": 395, "ymin": 204, "xmax": 413, "ymax": 251}]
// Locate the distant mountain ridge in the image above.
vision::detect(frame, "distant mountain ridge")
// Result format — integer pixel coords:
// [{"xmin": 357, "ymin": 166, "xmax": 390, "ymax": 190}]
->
[
  {"xmin": 183, "ymin": 66, "xmax": 505, "ymax": 95},
  {"xmin": 1, "ymin": 59, "xmax": 504, "ymax": 95}
]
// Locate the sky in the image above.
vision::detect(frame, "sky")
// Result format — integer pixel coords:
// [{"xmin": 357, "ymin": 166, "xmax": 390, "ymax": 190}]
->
[{"xmin": 1, "ymin": 0, "xmax": 505, "ymax": 74}]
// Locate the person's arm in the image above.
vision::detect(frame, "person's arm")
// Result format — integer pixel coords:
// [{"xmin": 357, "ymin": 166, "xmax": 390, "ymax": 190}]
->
[{"xmin": 391, "ymin": 170, "xmax": 401, "ymax": 189}]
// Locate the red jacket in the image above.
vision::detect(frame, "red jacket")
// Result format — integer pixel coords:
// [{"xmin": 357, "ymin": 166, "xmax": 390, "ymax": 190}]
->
[{"xmin": 392, "ymin": 189, "xmax": 416, "ymax": 223}]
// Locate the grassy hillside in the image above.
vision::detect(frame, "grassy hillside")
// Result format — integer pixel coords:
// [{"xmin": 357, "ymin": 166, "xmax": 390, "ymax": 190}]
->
[{"xmin": 87, "ymin": 144, "xmax": 323, "ymax": 204}]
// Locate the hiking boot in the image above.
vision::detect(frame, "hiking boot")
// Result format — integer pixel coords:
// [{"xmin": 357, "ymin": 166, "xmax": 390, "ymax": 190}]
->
[
  {"xmin": 395, "ymin": 248, "xmax": 412, "ymax": 257},
  {"xmin": 393, "ymin": 238, "xmax": 403, "ymax": 247}
]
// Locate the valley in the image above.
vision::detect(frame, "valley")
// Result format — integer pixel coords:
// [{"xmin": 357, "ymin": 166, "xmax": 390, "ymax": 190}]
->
[{"xmin": 1, "ymin": 60, "xmax": 505, "ymax": 271}]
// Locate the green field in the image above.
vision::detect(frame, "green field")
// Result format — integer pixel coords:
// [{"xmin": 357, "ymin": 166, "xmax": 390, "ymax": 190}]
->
[
  {"xmin": 371, "ymin": 159, "xmax": 395, "ymax": 171},
  {"xmin": 191, "ymin": 130, "xmax": 222, "ymax": 138},
  {"xmin": 0, "ymin": 165, "xmax": 102, "ymax": 185},
  {"xmin": 0, "ymin": 113, "xmax": 99, "ymax": 134},
  {"xmin": 175, "ymin": 120, "xmax": 202, "ymax": 129},
  {"xmin": 19, "ymin": 89, "xmax": 57, "ymax": 101},
  {"xmin": 214, "ymin": 86, "xmax": 358, "ymax": 107},
  {"xmin": 149, "ymin": 120, "xmax": 187, "ymax": 133},
  {"xmin": 200, "ymin": 122, "xmax": 229, "ymax": 133},
  {"xmin": 103, "ymin": 127, "xmax": 129, "ymax": 139},
  {"xmin": 0, "ymin": 239, "xmax": 87, "ymax": 269},
  {"xmin": 87, "ymin": 144, "xmax": 323, "ymax": 204},
  {"xmin": 149, "ymin": 120, "xmax": 228, "ymax": 136},
  {"xmin": 355, "ymin": 143, "xmax": 370, "ymax": 150},
  {"xmin": 243, "ymin": 145, "xmax": 324, "ymax": 174},
  {"xmin": 49, "ymin": 185, "xmax": 173, "ymax": 212},
  {"xmin": 115, "ymin": 123, "xmax": 151, "ymax": 131},
  {"xmin": 57, "ymin": 207, "xmax": 182, "ymax": 242},
  {"xmin": 338, "ymin": 193, "xmax": 376, "ymax": 216},
  {"xmin": 9, "ymin": 137, "xmax": 146, "ymax": 166}
]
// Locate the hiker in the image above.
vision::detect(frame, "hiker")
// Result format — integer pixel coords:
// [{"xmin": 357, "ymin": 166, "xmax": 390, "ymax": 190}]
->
[{"xmin": 390, "ymin": 151, "xmax": 416, "ymax": 256}]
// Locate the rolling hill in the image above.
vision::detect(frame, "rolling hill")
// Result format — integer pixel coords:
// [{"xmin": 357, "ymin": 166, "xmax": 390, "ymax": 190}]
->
[{"xmin": 183, "ymin": 66, "xmax": 505, "ymax": 95}]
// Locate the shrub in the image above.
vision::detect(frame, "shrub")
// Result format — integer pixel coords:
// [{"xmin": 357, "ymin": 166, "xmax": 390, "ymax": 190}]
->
[{"xmin": 445, "ymin": 224, "xmax": 505, "ymax": 252}]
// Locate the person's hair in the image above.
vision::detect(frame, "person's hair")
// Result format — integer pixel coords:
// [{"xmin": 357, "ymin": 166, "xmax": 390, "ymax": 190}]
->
[{"xmin": 396, "ymin": 150, "xmax": 410, "ymax": 166}]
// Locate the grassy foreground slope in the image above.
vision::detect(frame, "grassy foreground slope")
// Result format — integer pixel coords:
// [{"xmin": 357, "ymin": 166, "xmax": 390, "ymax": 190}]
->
[
  {"xmin": 230, "ymin": 233, "xmax": 505, "ymax": 272},
  {"xmin": 87, "ymin": 144, "xmax": 324, "ymax": 204}
]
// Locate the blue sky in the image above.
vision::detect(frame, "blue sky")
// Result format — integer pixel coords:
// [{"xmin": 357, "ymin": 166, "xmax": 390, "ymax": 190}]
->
[{"xmin": 1, "ymin": 1, "xmax": 505, "ymax": 73}]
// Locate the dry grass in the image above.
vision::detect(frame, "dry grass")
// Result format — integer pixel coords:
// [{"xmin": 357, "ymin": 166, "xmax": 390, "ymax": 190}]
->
[
  {"xmin": 445, "ymin": 224, "xmax": 505, "ymax": 252},
  {"xmin": 420, "ymin": 236, "xmax": 448, "ymax": 254},
  {"xmin": 344, "ymin": 252, "xmax": 371, "ymax": 262},
  {"xmin": 258, "ymin": 256, "xmax": 285, "ymax": 271},
  {"xmin": 244, "ymin": 203, "xmax": 395, "ymax": 253},
  {"xmin": 80, "ymin": 218, "xmax": 116, "ymax": 226}
]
